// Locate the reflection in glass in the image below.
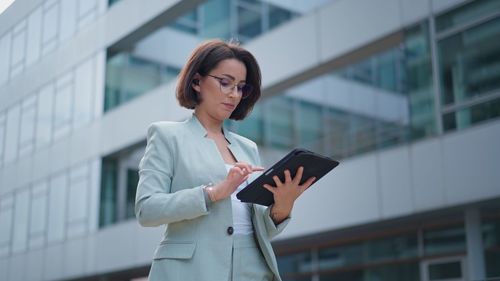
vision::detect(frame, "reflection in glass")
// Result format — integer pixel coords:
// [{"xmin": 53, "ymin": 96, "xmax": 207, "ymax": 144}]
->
[
  {"xmin": 319, "ymin": 243, "xmax": 364, "ymax": 270},
  {"xmin": 297, "ymin": 100, "xmax": 324, "ymax": 154},
  {"xmin": 436, "ymin": 0, "xmax": 500, "ymax": 32},
  {"xmin": 99, "ymin": 158, "xmax": 118, "ymax": 227},
  {"xmin": 423, "ymin": 226, "xmax": 466, "ymax": 256},
  {"xmin": 438, "ymin": 16, "xmax": 500, "ymax": 106},
  {"xmin": 238, "ymin": 4, "xmax": 262, "ymax": 40},
  {"xmin": 483, "ymin": 218, "xmax": 500, "ymax": 278},
  {"xmin": 126, "ymin": 169, "xmax": 139, "ymax": 219},
  {"xmin": 278, "ymin": 251, "xmax": 313, "ymax": 275},
  {"xmin": 443, "ymin": 97, "xmax": 500, "ymax": 131},
  {"xmin": 428, "ymin": 261, "xmax": 462, "ymax": 280},
  {"xmin": 105, "ymin": 0, "xmax": 298, "ymax": 112},
  {"xmin": 105, "ymin": 53, "xmax": 179, "ymax": 112},
  {"xmin": 367, "ymin": 234, "xmax": 418, "ymax": 262},
  {"xmin": 266, "ymin": 96, "xmax": 294, "ymax": 149},
  {"xmin": 404, "ymin": 21, "xmax": 435, "ymax": 139}
]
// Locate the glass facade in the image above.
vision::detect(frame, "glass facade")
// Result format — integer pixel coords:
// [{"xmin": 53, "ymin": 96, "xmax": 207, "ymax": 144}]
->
[
  {"xmin": 278, "ymin": 231, "xmax": 421, "ymax": 281},
  {"xmin": 104, "ymin": 0, "xmax": 300, "ymax": 112},
  {"xmin": 99, "ymin": 146, "xmax": 143, "ymax": 228},
  {"xmin": 437, "ymin": 0, "xmax": 500, "ymax": 131},
  {"xmin": 276, "ymin": 222, "xmax": 477, "ymax": 281},
  {"xmin": 229, "ymin": 40, "xmax": 418, "ymax": 159},
  {"xmin": 483, "ymin": 217, "xmax": 500, "ymax": 278},
  {"xmin": 227, "ymin": 0, "xmax": 500, "ymax": 159}
]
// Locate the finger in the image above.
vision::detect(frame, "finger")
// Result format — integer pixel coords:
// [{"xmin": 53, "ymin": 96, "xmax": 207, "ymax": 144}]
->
[
  {"xmin": 284, "ymin": 170, "xmax": 292, "ymax": 183},
  {"xmin": 234, "ymin": 162, "xmax": 252, "ymax": 173},
  {"xmin": 251, "ymin": 166, "xmax": 265, "ymax": 172},
  {"xmin": 273, "ymin": 175, "xmax": 283, "ymax": 187},
  {"xmin": 230, "ymin": 166, "xmax": 245, "ymax": 176},
  {"xmin": 262, "ymin": 184, "xmax": 276, "ymax": 194},
  {"xmin": 300, "ymin": 177, "xmax": 316, "ymax": 192},
  {"xmin": 293, "ymin": 166, "xmax": 304, "ymax": 184}
]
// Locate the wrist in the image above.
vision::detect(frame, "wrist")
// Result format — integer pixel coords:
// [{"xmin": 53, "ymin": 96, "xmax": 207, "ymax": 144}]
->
[
  {"xmin": 205, "ymin": 186, "xmax": 217, "ymax": 202},
  {"xmin": 270, "ymin": 204, "xmax": 292, "ymax": 224}
]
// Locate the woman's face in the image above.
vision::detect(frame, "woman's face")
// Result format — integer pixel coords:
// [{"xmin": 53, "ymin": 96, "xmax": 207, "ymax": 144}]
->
[{"xmin": 193, "ymin": 58, "xmax": 247, "ymax": 121}]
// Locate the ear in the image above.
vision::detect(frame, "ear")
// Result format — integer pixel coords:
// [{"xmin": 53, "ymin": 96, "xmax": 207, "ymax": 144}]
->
[{"xmin": 192, "ymin": 73, "xmax": 201, "ymax": 93}]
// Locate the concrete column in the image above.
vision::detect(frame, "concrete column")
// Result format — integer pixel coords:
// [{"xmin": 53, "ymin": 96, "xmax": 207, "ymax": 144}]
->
[{"xmin": 465, "ymin": 208, "xmax": 486, "ymax": 280}]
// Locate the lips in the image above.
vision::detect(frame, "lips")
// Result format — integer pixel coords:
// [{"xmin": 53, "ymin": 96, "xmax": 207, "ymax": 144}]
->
[{"xmin": 222, "ymin": 103, "xmax": 236, "ymax": 111}]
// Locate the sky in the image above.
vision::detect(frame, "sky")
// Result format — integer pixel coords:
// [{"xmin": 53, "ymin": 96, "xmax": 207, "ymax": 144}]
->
[{"xmin": 0, "ymin": 0, "xmax": 16, "ymax": 15}]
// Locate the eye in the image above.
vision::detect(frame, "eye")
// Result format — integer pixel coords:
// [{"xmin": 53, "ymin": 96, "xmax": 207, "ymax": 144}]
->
[
  {"xmin": 237, "ymin": 84, "xmax": 247, "ymax": 91},
  {"xmin": 219, "ymin": 79, "xmax": 232, "ymax": 87}
]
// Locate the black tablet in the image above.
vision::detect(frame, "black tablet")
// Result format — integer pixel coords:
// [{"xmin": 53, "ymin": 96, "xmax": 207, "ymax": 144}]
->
[{"xmin": 236, "ymin": 148, "xmax": 339, "ymax": 206}]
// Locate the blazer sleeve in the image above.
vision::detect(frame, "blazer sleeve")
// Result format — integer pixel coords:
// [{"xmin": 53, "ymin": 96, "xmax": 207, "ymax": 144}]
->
[
  {"xmin": 135, "ymin": 123, "xmax": 209, "ymax": 227},
  {"xmin": 253, "ymin": 143, "xmax": 291, "ymax": 239}
]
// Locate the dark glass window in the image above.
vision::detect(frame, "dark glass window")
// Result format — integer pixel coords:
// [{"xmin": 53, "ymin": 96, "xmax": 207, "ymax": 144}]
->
[{"xmin": 99, "ymin": 158, "xmax": 118, "ymax": 227}]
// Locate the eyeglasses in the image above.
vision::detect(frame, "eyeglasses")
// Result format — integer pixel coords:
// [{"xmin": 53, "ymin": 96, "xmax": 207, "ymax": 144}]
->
[{"xmin": 207, "ymin": 74, "xmax": 253, "ymax": 99}]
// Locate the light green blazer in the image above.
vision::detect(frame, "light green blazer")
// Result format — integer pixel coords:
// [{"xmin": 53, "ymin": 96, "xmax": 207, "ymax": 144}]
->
[{"xmin": 135, "ymin": 114, "xmax": 289, "ymax": 281}]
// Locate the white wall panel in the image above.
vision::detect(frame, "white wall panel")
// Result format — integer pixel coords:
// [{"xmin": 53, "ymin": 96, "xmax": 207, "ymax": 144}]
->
[
  {"xmin": 431, "ymin": 0, "xmax": 468, "ymax": 14},
  {"xmin": 67, "ymin": 164, "xmax": 89, "ymax": 238},
  {"xmin": 0, "ymin": 31, "xmax": 11, "ymax": 86},
  {"xmin": 281, "ymin": 154, "xmax": 381, "ymax": 239},
  {"xmin": 19, "ymin": 96, "xmax": 37, "ymax": 157},
  {"xmin": 410, "ymin": 138, "xmax": 446, "ymax": 211},
  {"xmin": 249, "ymin": 15, "xmax": 319, "ymax": 87},
  {"xmin": 60, "ymin": 0, "xmax": 78, "ymax": 42},
  {"xmin": 8, "ymin": 253, "xmax": 26, "ymax": 281},
  {"xmin": 42, "ymin": 1, "xmax": 59, "ymax": 56},
  {"xmin": 26, "ymin": 8, "xmax": 42, "ymax": 67},
  {"xmin": 73, "ymin": 57, "xmax": 94, "ymax": 129},
  {"xmin": 319, "ymin": 0, "xmax": 401, "ymax": 62},
  {"xmin": 378, "ymin": 147, "xmax": 414, "ymax": 218},
  {"xmin": 53, "ymin": 73, "xmax": 74, "ymax": 140},
  {"xmin": 47, "ymin": 173, "xmax": 67, "ymax": 243},
  {"xmin": 443, "ymin": 123, "xmax": 500, "ymax": 205},
  {"xmin": 10, "ymin": 20, "xmax": 27, "ymax": 78},
  {"xmin": 93, "ymin": 52, "xmax": 105, "ymax": 118},
  {"xmin": 29, "ymin": 181, "xmax": 48, "ymax": 249},
  {"xmin": 88, "ymin": 159, "xmax": 100, "ymax": 233},
  {"xmin": 12, "ymin": 189, "xmax": 30, "ymax": 254},
  {"xmin": 4, "ymin": 104, "xmax": 20, "ymax": 164},
  {"xmin": 36, "ymin": 83, "xmax": 54, "ymax": 149},
  {"xmin": 0, "ymin": 113, "xmax": 6, "ymax": 166},
  {"xmin": 64, "ymin": 237, "xmax": 86, "ymax": 277},
  {"xmin": 26, "ymin": 248, "xmax": 44, "ymax": 281},
  {"xmin": 77, "ymin": 0, "xmax": 97, "ymax": 30},
  {"xmin": 43, "ymin": 243, "xmax": 64, "ymax": 281},
  {"xmin": 32, "ymin": 149, "xmax": 50, "ymax": 187},
  {"xmin": 0, "ymin": 257, "xmax": 8, "ymax": 281},
  {"xmin": 400, "ymin": 0, "xmax": 430, "ymax": 27},
  {"xmin": 0, "ymin": 195, "xmax": 14, "ymax": 257}
]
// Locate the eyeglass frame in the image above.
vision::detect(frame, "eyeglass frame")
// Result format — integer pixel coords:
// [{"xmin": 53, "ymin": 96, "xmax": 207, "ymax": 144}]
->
[{"xmin": 206, "ymin": 74, "xmax": 253, "ymax": 99}]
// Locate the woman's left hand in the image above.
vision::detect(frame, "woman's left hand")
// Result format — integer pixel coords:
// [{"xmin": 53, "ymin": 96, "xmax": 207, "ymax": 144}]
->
[{"xmin": 262, "ymin": 166, "xmax": 316, "ymax": 224}]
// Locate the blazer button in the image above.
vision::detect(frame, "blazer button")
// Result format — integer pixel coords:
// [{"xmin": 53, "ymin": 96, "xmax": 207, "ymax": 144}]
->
[{"xmin": 227, "ymin": 226, "xmax": 234, "ymax": 235}]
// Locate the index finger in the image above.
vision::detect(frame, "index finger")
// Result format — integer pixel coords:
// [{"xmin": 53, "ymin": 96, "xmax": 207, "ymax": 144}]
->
[{"xmin": 251, "ymin": 166, "xmax": 265, "ymax": 172}]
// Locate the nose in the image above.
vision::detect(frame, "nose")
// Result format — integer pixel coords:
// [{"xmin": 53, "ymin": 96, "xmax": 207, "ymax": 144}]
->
[{"xmin": 227, "ymin": 85, "xmax": 240, "ymax": 97}]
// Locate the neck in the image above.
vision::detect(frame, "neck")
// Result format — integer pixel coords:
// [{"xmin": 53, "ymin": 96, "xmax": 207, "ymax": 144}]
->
[{"xmin": 193, "ymin": 109, "xmax": 224, "ymax": 136}]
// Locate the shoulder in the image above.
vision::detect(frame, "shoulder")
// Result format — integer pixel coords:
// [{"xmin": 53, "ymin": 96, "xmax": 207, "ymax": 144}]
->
[
  {"xmin": 146, "ymin": 120, "xmax": 189, "ymax": 138},
  {"xmin": 227, "ymin": 131, "xmax": 258, "ymax": 150}
]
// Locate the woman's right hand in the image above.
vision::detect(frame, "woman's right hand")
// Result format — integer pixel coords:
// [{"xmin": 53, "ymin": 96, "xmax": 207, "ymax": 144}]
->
[{"xmin": 207, "ymin": 162, "xmax": 264, "ymax": 202}]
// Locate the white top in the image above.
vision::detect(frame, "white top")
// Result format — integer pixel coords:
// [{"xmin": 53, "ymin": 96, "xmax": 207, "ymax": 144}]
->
[{"xmin": 225, "ymin": 164, "xmax": 254, "ymax": 235}]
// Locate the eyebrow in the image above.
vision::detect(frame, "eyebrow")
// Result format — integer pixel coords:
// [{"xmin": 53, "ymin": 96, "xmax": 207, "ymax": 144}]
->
[{"xmin": 221, "ymin": 73, "xmax": 246, "ymax": 83}]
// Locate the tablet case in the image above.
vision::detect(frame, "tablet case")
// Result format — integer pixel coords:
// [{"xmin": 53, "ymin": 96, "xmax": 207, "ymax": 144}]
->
[{"xmin": 236, "ymin": 148, "xmax": 339, "ymax": 206}]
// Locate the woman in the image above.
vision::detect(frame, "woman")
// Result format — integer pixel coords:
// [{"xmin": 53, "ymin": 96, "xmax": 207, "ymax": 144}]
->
[{"xmin": 135, "ymin": 39, "xmax": 316, "ymax": 281}]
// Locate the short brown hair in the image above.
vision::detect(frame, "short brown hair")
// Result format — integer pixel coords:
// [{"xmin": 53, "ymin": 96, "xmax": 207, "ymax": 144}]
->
[{"xmin": 176, "ymin": 39, "xmax": 261, "ymax": 120}]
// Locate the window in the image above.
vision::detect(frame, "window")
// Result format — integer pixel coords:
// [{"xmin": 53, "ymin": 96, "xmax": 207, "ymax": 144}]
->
[
  {"xmin": 437, "ymin": 0, "xmax": 500, "ymax": 131},
  {"xmin": 104, "ymin": 0, "xmax": 298, "ymax": 112},
  {"xmin": 99, "ymin": 144, "xmax": 143, "ymax": 228}
]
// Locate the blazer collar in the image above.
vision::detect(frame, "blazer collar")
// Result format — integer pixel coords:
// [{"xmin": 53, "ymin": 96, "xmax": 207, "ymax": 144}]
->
[{"xmin": 186, "ymin": 113, "xmax": 234, "ymax": 144}]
